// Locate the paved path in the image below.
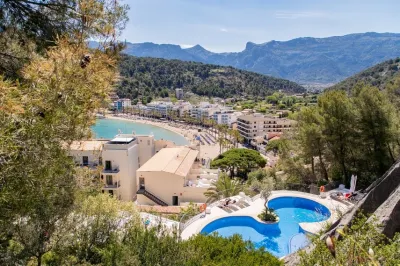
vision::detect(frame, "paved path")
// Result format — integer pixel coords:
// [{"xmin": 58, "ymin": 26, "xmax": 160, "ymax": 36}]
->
[{"xmin": 181, "ymin": 190, "xmax": 351, "ymax": 240}]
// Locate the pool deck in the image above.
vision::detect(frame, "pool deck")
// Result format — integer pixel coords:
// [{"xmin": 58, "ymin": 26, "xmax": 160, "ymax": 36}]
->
[{"xmin": 181, "ymin": 190, "xmax": 352, "ymax": 240}]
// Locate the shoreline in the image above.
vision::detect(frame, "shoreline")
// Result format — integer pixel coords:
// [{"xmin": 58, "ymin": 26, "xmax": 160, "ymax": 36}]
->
[
  {"xmin": 104, "ymin": 114, "xmax": 197, "ymax": 144},
  {"xmin": 99, "ymin": 114, "xmax": 228, "ymax": 160}
]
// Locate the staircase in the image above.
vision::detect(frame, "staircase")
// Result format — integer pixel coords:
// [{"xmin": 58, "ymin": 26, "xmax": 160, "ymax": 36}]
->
[{"xmin": 137, "ymin": 188, "xmax": 168, "ymax": 206}]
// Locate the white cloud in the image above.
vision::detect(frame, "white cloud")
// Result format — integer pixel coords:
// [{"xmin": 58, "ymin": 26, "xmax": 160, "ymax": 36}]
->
[
  {"xmin": 180, "ymin": 44, "xmax": 195, "ymax": 48},
  {"xmin": 275, "ymin": 11, "xmax": 327, "ymax": 19},
  {"xmin": 220, "ymin": 28, "xmax": 228, "ymax": 32}
]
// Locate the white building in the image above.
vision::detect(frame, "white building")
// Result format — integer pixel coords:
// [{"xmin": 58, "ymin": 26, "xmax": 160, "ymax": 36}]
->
[
  {"xmin": 175, "ymin": 88, "xmax": 184, "ymax": 100},
  {"xmin": 172, "ymin": 101, "xmax": 193, "ymax": 117},
  {"xmin": 113, "ymin": 98, "xmax": 132, "ymax": 111},
  {"xmin": 211, "ymin": 110, "xmax": 242, "ymax": 127},
  {"xmin": 190, "ymin": 102, "xmax": 219, "ymax": 120},
  {"xmin": 136, "ymin": 147, "xmax": 219, "ymax": 206},
  {"xmin": 146, "ymin": 101, "xmax": 174, "ymax": 117}
]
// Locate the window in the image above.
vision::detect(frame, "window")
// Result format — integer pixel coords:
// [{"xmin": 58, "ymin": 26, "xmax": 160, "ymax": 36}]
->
[
  {"xmin": 139, "ymin": 177, "xmax": 145, "ymax": 189},
  {"xmin": 106, "ymin": 175, "xmax": 113, "ymax": 185},
  {"xmin": 147, "ymin": 140, "xmax": 150, "ymax": 145},
  {"xmin": 82, "ymin": 156, "xmax": 89, "ymax": 166},
  {"xmin": 105, "ymin": 160, "xmax": 111, "ymax": 170},
  {"xmin": 172, "ymin": 196, "xmax": 178, "ymax": 206}
]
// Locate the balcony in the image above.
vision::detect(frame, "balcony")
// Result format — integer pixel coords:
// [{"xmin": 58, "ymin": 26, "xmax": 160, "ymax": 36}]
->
[
  {"xmin": 102, "ymin": 167, "xmax": 120, "ymax": 174},
  {"xmin": 104, "ymin": 181, "xmax": 120, "ymax": 189},
  {"xmin": 77, "ymin": 163, "xmax": 99, "ymax": 170}
]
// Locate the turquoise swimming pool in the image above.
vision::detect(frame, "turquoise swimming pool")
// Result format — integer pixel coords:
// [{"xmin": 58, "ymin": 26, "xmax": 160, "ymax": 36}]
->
[{"xmin": 200, "ymin": 196, "xmax": 331, "ymax": 257}]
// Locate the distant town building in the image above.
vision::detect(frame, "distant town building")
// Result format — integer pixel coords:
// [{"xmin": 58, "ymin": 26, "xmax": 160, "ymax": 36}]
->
[
  {"xmin": 237, "ymin": 113, "xmax": 294, "ymax": 142},
  {"xmin": 190, "ymin": 102, "xmax": 219, "ymax": 120},
  {"xmin": 113, "ymin": 98, "xmax": 131, "ymax": 111},
  {"xmin": 146, "ymin": 101, "xmax": 174, "ymax": 117},
  {"xmin": 175, "ymin": 88, "xmax": 184, "ymax": 100},
  {"xmin": 211, "ymin": 110, "xmax": 242, "ymax": 127},
  {"xmin": 172, "ymin": 101, "xmax": 193, "ymax": 117},
  {"xmin": 109, "ymin": 93, "xmax": 119, "ymax": 102}
]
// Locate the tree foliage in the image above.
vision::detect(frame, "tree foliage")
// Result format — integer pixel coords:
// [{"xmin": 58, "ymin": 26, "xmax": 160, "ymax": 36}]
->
[
  {"xmin": 0, "ymin": 0, "xmax": 129, "ymax": 264},
  {"xmin": 204, "ymin": 173, "xmax": 242, "ymax": 203},
  {"xmin": 292, "ymin": 86, "xmax": 400, "ymax": 188},
  {"xmin": 211, "ymin": 148, "xmax": 267, "ymax": 179},
  {"xmin": 330, "ymin": 57, "xmax": 400, "ymax": 91},
  {"xmin": 299, "ymin": 215, "xmax": 400, "ymax": 265},
  {"xmin": 116, "ymin": 55, "xmax": 305, "ymax": 99}
]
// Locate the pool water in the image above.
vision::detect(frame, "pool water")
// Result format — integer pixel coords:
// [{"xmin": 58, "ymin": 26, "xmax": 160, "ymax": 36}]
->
[
  {"xmin": 91, "ymin": 119, "xmax": 189, "ymax": 145},
  {"xmin": 200, "ymin": 196, "xmax": 330, "ymax": 257}
]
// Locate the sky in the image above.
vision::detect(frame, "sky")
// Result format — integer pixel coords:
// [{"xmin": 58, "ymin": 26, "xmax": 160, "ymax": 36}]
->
[{"xmin": 121, "ymin": 0, "xmax": 400, "ymax": 52}]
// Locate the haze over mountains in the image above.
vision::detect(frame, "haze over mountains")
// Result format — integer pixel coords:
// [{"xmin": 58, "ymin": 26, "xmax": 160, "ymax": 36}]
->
[{"xmin": 114, "ymin": 32, "xmax": 400, "ymax": 85}]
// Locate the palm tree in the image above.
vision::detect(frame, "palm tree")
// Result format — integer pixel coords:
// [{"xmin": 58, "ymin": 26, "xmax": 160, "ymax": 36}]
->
[
  {"xmin": 217, "ymin": 135, "xmax": 227, "ymax": 154},
  {"xmin": 204, "ymin": 174, "xmax": 242, "ymax": 203},
  {"xmin": 230, "ymin": 129, "xmax": 243, "ymax": 148}
]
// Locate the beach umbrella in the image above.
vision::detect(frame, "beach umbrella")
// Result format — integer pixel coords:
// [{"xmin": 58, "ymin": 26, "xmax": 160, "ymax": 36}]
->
[{"xmin": 350, "ymin": 174, "xmax": 357, "ymax": 193}]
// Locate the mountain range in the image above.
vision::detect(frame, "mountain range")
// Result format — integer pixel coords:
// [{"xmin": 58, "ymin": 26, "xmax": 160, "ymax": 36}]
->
[{"xmin": 110, "ymin": 32, "xmax": 400, "ymax": 85}]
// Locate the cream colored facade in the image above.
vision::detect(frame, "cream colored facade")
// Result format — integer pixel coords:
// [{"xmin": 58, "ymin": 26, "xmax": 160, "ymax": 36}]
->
[
  {"xmin": 237, "ymin": 113, "xmax": 294, "ymax": 142},
  {"xmin": 69, "ymin": 134, "xmax": 157, "ymax": 201},
  {"xmin": 136, "ymin": 147, "xmax": 218, "ymax": 206}
]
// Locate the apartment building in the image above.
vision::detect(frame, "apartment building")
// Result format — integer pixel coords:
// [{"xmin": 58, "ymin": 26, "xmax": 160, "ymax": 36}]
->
[
  {"xmin": 237, "ymin": 113, "xmax": 294, "ymax": 142},
  {"xmin": 190, "ymin": 102, "xmax": 219, "ymax": 120},
  {"xmin": 69, "ymin": 134, "xmax": 156, "ymax": 201},
  {"xmin": 175, "ymin": 88, "xmax": 184, "ymax": 100},
  {"xmin": 211, "ymin": 110, "xmax": 242, "ymax": 127},
  {"xmin": 172, "ymin": 101, "xmax": 193, "ymax": 117},
  {"xmin": 136, "ymin": 147, "xmax": 219, "ymax": 206},
  {"xmin": 145, "ymin": 101, "xmax": 173, "ymax": 117}
]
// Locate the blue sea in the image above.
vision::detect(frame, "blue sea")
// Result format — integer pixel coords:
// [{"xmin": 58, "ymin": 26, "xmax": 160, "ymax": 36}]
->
[{"xmin": 91, "ymin": 118, "xmax": 189, "ymax": 145}]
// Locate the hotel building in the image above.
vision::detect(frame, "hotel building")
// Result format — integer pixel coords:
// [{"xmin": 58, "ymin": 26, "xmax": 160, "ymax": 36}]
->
[
  {"xmin": 69, "ymin": 134, "xmax": 156, "ymax": 201},
  {"xmin": 237, "ymin": 113, "xmax": 294, "ymax": 142},
  {"xmin": 136, "ymin": 147, "xmax": 218, "ymax": 206},
  {"xmin": 69, "ymin": 134, "xmax": 217, "ymax": 205}
]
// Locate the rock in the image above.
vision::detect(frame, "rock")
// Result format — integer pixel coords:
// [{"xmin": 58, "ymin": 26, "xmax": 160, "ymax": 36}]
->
[{"xmin": 368, "ymin": 183, "xmax": 400, "ymax": 238}]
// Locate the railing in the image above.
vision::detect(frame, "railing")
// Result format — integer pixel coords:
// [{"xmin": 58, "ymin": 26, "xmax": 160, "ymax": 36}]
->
[
  {"xmin": 104, "ymin": 181, "xmax": 120, "ymax": 189},
  {"xmin": 137, "ymin": 188, "xmax": 168, "ymax": 206},
  {"xmin": 179, "ymin": 211, "xmax": 206, "ymax": 233},
  {"xmin": 102, "ymin": 168, "xmax": 120, "ymax": 174},
  {"xmin": 250, "ymin": 194, "xmax": 261, "ymax": 202}
]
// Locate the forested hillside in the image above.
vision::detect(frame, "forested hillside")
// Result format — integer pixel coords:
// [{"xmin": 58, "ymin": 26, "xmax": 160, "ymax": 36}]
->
[
  {"xmin": 330, "ymin": 57, "xmax": 400, "ymax": 91},
  {"xmin": 117, "ymin": 55, "xmax": 305, "ymax": 100}
]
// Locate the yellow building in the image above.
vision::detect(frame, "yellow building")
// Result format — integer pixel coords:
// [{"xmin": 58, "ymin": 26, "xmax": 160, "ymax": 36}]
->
[
  {"xmin": 136, "ymin": 147, "xmax": 219, "ymax": 206},
  {"xmin": 69, "ymin": 134, "xmax": 156, "ymax": 201}
]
